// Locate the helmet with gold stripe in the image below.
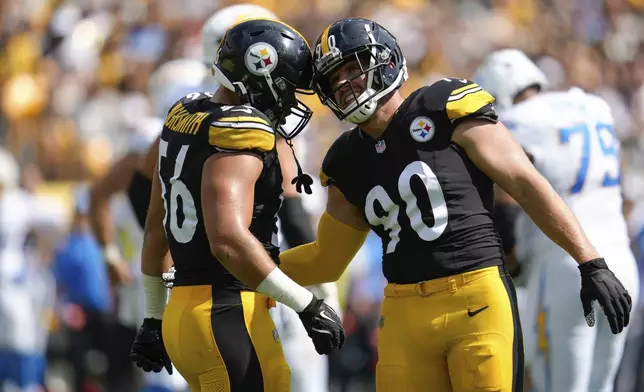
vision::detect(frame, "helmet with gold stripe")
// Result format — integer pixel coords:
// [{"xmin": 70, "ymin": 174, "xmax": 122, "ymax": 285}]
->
[
  {"xmin": 211, "ymin": 19, "xmax": 314, "ymax": 140},
  {"xmin": 313, "ymin": 18, "xmax": 408, "ymax": 124}
]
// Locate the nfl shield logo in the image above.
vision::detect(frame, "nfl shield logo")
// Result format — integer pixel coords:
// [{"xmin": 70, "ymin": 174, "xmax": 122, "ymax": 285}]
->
[{"xmin": 375, "ymin": 140, "xmax": 386, "ymax": 153}]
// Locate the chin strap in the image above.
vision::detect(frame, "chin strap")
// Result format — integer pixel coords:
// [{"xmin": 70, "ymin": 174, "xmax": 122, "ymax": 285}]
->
[{"xmin": 285, "ymin": 138, "xmax": 313, "ymax": 195}]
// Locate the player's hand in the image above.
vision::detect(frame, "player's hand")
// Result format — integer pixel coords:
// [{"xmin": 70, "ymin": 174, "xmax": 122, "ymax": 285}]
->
[
  {"xmin": 161, "ymin": 267, "xmax": 175, "ymax": 289},
  {"xmin": 298, "ymin": 296, "xmax": 345, "ymax": 355},
  {"xmin": 129, "ymin": 318, "xmax": 173, "ymax": 375},
  {"xmin": 579, "ymin": 258, "xmax": 632, "ymax": 334}
]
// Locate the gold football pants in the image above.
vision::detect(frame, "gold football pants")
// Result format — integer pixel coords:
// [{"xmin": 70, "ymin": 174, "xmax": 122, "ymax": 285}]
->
[
  {"xmin": 377, "ymin": 266, "xmax": 524, "ymax": 392},
  {"xmin": 162, "ymin": 286, "xmax": 290, "ymax": 392}
]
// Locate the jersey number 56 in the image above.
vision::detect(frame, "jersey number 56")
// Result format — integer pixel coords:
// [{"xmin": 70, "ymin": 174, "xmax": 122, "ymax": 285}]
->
[
  {"xmin": 158, "ymin": 139, "xmax": 198, "ymax": 243},
  {"xmin": 365, "ymin": 161, "xmax": 448, "ymax": 254}
]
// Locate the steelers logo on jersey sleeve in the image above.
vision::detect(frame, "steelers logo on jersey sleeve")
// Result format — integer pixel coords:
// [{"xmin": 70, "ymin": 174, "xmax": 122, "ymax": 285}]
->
[
  {"xmin": 409, "ymin": 116, "xmax": 436, "ymax": 142},
  {"xmin": 244, "ymin": 42, "xmax": 279, "ymax": 76}
]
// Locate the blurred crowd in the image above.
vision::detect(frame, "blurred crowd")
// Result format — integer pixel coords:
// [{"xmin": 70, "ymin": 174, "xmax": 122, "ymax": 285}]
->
[{"xmin": 1, "ymin": 0, "xmax": 644, "ymax": 391}]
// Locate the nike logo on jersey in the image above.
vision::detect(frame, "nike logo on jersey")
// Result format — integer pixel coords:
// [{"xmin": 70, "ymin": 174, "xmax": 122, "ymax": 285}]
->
[{"xmin": 467, "ymin": 306, "xmax": 489, "ymax": 317}]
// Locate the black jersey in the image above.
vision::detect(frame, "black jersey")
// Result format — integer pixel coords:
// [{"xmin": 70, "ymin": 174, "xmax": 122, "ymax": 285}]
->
[
  {"xmin": 321, "ymin": 78, "xmax": 505, "ymax": 284},
  {"xmin": 158, "ymin": 92, "xmax": 283, "ymax": 289}
]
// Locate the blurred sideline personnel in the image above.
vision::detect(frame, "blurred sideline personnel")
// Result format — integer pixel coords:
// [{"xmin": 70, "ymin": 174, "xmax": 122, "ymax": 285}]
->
[
  {"xmin": 0, "ymin": 149, "xmax": 60, "ymax": 391},
  {"xmin": 474, "ymin": 49, "xmax": 640, "ymax": 392},
  {"xmin": 134, "ymin": 5, "xmax": 342, "ymax": 392},
  {"xmin": 53, "ymin": 185, "xmax": 113, "ymax": 392},
  {"xmin": 89, "ymin": 116, "xmax": 188, "ymax": 392},
  {"xmin": 278, "ymin": 18, "xmax": 632, "ymax": 392},
  {"xmin": 128, "ymin": 19, "xmax": 345, "ymax": 392}
]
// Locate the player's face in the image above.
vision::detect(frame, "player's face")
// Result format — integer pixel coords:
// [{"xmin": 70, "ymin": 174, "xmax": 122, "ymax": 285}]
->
[{"xmin": 328, "ymin": 57, "xmax": 368, "ymax": 109}]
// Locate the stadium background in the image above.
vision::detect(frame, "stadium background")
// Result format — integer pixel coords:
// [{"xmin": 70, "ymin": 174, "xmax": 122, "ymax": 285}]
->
[{"xmin": 1, "ymin": 0, "xmax": 644, "ymax": 391}]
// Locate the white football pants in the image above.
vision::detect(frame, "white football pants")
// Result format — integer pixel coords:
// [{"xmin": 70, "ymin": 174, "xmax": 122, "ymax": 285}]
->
[{"xmin": 521, "ymin": 247, "xmax": 639, "ymax": 392}]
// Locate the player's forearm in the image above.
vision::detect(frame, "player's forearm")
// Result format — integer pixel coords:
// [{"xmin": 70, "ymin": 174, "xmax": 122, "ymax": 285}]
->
[
  {"xmin": 280, "ymin": 242, "xmax": 341, "ymax": 286},
  {"xmin": 89, "ymin": 156, "xmax": 137, "ymax": 252},
  {"xmin": 88, "ymin": 200, "xmax": 113, "ymax": 247},
  {"xmin": 280, "ymin": 212, "xmax": 369, "ymax": 285},
  {"xmin": 88, "ymin": 196, "xmax": 123, "ymax": 265},
  {"xmin": 506, "ymin": 173, "xmax": 600, "ymax": 264},
  {"xmin": 211, "ymin": 231, "xmax": 313, "ymax": 312},
  {"xmin": 141, "ymin": 229, "xmax": 169, "ymax": 276}
]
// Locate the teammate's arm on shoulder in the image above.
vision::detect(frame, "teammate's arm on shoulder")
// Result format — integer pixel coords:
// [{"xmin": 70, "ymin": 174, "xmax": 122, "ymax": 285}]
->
[
  {"xmin": 279, "ymin": 181, "xmax": 370, "ymax": 286},
  {"xmin": 451, "ymin": 118, "xmax": 601, "ymax": 263},
  {"xmin": 208, "ymin": 106, "xmax": 275, "ymax": 154}
]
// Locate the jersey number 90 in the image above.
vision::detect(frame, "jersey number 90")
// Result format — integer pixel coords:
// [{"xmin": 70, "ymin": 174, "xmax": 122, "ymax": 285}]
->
[
  {"xmin": 158, "ymin": 139, "xmax": 198, "ymax": 243},
  {"xmin": 365, "ymin": 161, "xmax": 448, "ymax": 254}
]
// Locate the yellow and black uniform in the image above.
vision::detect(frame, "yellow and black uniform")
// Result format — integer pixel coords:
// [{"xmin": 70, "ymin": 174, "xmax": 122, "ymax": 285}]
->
[
  {"xmin": 319, "ymin": 78, "xmax": 523, "ymax": 391},
  {"xmin": 157, "ymin": 92, "xmax": 289, "ymax": 392}
]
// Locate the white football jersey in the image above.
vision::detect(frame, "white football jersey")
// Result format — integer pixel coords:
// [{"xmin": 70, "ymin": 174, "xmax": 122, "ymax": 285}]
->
[{"xmin": 502, "ymin": 88, "xmax": 630, "ymax": 262}]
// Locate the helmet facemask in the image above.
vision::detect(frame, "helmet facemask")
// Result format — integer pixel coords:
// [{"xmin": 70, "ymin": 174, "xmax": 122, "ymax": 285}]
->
[
  {"xmin": 247, "ymin": 71, "xmax": 314, "ymax": 140},
  {"xmin": 314, "ymin": 26, "xmax": 407, "ymax": 124}
]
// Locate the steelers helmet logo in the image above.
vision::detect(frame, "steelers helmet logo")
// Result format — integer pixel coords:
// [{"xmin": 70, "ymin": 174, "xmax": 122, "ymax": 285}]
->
[
  {"xmin": 244, "ymin": 42, "xmax": 279, "ymax": 76},
  {"xmin": 409, "ymin": 116, "xmax": 435, "ymax": 143}
]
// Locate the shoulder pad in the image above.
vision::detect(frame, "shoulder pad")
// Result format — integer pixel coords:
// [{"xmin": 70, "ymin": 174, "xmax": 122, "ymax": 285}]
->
[
  {"xmin": 320, "ymin": 129, "xmax": 353, "ymax": 187},
  {"xmin": 424, "ymin": 78, "xmax": 497, "ymax": 123},
  {"xmin": 209, "ymin": 105, "xmax": 275, "ymax": 152},
  {"xmin": 169, "ymin": 91, "xmax": 215, "ymax": 112}
]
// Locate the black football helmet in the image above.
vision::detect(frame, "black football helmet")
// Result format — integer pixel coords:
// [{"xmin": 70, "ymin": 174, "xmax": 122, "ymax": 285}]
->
[
  {"xmin": 212, "ymin": 19, "xmax": 314, "ymax": 140},
  {"xmin": 313, "ymin": 18, "xmax": 408, "ymax": 124}
]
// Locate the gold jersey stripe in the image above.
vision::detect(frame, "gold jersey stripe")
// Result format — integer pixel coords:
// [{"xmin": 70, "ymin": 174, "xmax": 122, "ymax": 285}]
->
[
  {"xmin": 216, "ymin": 116, "xmax": 270, "ymax": 127},
  {"xmin": 445, "ymin": 90, "xmax": 494, "ymax": 121},
  {"xmin": 208, "ymin": 126, "xmax": 275, "ymax": 152}
]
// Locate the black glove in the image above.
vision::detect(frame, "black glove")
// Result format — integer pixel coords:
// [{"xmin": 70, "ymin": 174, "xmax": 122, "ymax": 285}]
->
[
  {"xmin": 298, "ymin": 296, "xmax": 345, "ymax": 355},
  {"xmin": 129, "ymin": 318, "xmax": 173, "ymax": 374},
  {"xmin": 579, "ymin": 258, "xmax": 632, "ymax": 334}
]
